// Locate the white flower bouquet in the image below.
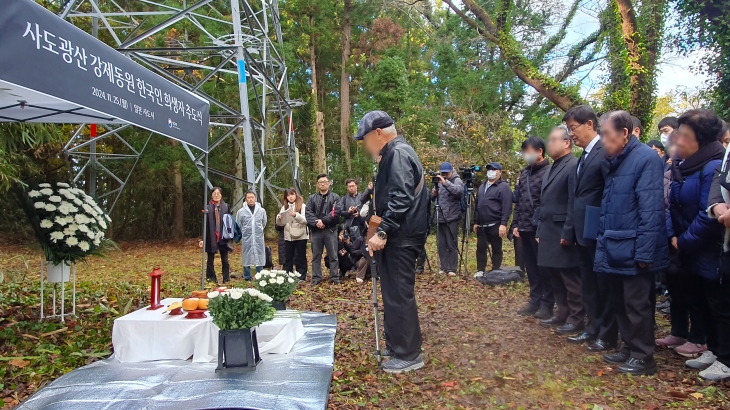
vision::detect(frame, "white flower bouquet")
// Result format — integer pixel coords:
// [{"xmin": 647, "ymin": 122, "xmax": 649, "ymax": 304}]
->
[
  {"xmin": 254, "ymin": 269, "xmax": 298, "ymax": 303},
  {"xmin": 23, "ymin": 182, "xmax": 114, "ymax": 265},
  {"xmin": 207, "ymin": 288, "xmax": 276, "ymax": 330}
]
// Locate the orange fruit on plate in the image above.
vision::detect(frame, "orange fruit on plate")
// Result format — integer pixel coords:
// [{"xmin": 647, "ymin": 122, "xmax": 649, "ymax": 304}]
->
[
  {"xmin": 197, "ymin": 299, "xmax": 209, "ymax": 310},
  {"xmin": 182, "ymin": 298, "xmax": 199, "ymax": 311}
]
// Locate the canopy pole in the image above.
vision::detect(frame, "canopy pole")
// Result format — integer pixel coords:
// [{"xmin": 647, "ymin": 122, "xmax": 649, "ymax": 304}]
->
[{"xmin": 200, "ymin": 152, "xmax": 209, "ymax": 290}]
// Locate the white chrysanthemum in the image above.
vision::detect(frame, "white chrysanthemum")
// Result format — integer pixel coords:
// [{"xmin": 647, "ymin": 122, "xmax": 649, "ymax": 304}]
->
[
  {"xmin": 259, "ymin": 280, "xmax": 267, "ymax": 287},
  {"xmin": 72, "ymin": 198, "xmax": 83, "ymax": 206},
  {"xmin": 105, "ymin": 214, "xmax": 111, "ymax": 222},
  {"xmin": 61, "ymin": 191, "xmax": 75, "ymax": 200},
  {"xmin": 269, "ymin": 278, "xmax": 276, "ymax": 284},
  {"xmin": 54, "ymin": 216, "xmax": 69, "ymax": 226},
  {"xmin": 230, "ymin": 289, "xmax": 243, "ymax": 300},
  {"xmin": 48, "ymin": 195, "xmax": 62, "ymax": 203},
  {"xmin": 99, "ymin": 219, "xmax": 107, "ymax": 229},
  {"xmin": 39, "ymin": 188, "xmax": 53, "ymax": 196},
  {"xmin": 83, "ymin": 204, "xmax": 97, "ymax": 216},
  {"xmin": 49, "ymin": 231, "xmax": 64, "ymax": 242},
  {"xmin": 71, "ymin": 188, "xmax": 84, "ymax": 195},
  {"xmin": 276, "ymin": 276, "xmax": 285, "ymax": 284},
  {"xmin": 93, "ymin": 238, "xmax": 101, "ymax": 246},
  {"xmin": 269, "ymin": 271, "xmax": 277, "ymax": 277},
  {"xmin": 78, "ymin": 224, "xmax": 89, "ymax": 233},
  {"xmin": 260, "ymin": 270, "xmax": 270, "ymax": 277},
  {"xmin": 44, "ymin": 204, "xmax": 57, "ymax": 212},
  {"xmin": 58, "ymin": 204, "xmax": 73, "ymax": 215},
  {"xmin": 288, "ymin": 277, "xmax": 295, "ymax": 283},
  {"xmin": 74, "ymin": 214, "xmax": 88, "ymax": 224},
  {"xmin": 40, "ymin": 219, "xmax": 53, "ymax": 229},
  {"xmin": 63, "ymin": 225, "xmax": 78, "ymax": 236},
  {"xmin": 207, "ymin": 291, "xmax": 220, "ymax": 299},
  {"xmin": 28, "ymin": 190, "xmax": 41, "ymax": 198},
  {"xmin": 86, "ymin": 230, "xmax": 95, "ymax": 239},
  {"xmin": 39, "ymin": 183, "xmax": 51, "ymax": 188},
  {"xmin": 56, "ymin": 182, "xmax": 69, "ymax": 188},
  {"xmin": 78, "ymin": 241, "xmax": 90, "ymax": 251},
  {"xmin": 66, "ymin": 237, "xmax": 79, "ymax": 247},
  {"xmin": 84, "ymin": 195, "xmax": 95, "ymax": 205},
  {"xmin": 257, "ymin": 293, "xmax": 272, "ymax": 303},
  {"xmin": 254, "ymin": 272, "xmax": 262, "ymax": 280},
  {"xmin": 34, "ymin": 202, "xmax": 45, "ymax": 209},
  {"xmin": 96, "ymin": 231, "xmax": 105, "ymax": 240}
]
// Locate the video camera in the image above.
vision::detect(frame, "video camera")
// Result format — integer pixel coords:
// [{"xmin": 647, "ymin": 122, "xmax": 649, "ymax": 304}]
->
[
  {"xmin": 428, "ymin": 170, "xmax": 441, "ymax": 185},
  {"xmin": 459, "ymin": 165, "xmax": 481, "ymax": 192}
]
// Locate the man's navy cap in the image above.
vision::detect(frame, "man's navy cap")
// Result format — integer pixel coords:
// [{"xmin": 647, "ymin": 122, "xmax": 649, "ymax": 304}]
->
[
  {"xmin": 486, "ymin": 162, "xmax": 503, "ymax": 170},
  {"xmin": 440, "ymin": 162, "xmax": 453, "ymax": 172},
  {"xmin": 354, "ymin": 110, "xmax": 395, "ymax": 140}
]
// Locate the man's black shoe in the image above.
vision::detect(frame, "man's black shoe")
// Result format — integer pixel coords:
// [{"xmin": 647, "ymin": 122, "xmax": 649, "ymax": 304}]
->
[
  {"xmin": 656, "ymin": 300, "xmax": 670, "ymax": 309},
  {"xmin": 618, "ymin": 357, "xmax": 657, "ymax": 376},
  {"xmin": 587, "ymin": 339, "xmax": 617, "ymax": 352},
  {"xmin": 517, "ymin": 304, "xmax": 539, "ymax": 316},
  {"xmin": 603, "ymin": 350, "xmax": 630, "ymax": 364},
  {"xmin": 415, "ymin": 266, "xmax": 424, "ymax": 274},
  {"xmin": 533, "ymin": 306, "xmax": 553, "ymax": 320},
  {"xmin": 660, "ymin": 306, "xmax": 670, "ymax": 315},
  {"xmin": 540, "ymin": 316, "xmax": 566, "ymax": 327},
  {"xmin": 567, "ymin": 332, "xmax": 596, "ymax": 344},
  {"xmin": 310, "ymin": 280, "xmax": 321, "ymax": 287},
  {"xmin": 555, "ymin": 322, "xmax": 584, "ymax": 335}
]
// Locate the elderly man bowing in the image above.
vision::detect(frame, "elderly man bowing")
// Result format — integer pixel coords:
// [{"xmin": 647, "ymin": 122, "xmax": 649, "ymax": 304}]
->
[
  {"xmin": 536, "ymin": 126, "xmax": 584, "ymax": 335},
  {"xmin": 354, "ymin": 110, "xmax": 429, "ymax": 373}
]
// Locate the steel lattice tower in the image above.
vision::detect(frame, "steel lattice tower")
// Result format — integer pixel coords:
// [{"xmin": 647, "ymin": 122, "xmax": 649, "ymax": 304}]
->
[{"xmin": 59, "ymin": 0, "xmax": 302, "ymax": 210}]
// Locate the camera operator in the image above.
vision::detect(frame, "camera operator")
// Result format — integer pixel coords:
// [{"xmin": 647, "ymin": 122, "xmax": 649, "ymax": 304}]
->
[
  {"xmin": 473, "ymin": 162, "xmax": 512, "ymax": 274},
  {"xmin": 431, "ymin": 162, "xmax": 465, "ymax": 276},
  {"xmin": 341, "ymin": 179, "xmax": 363, "ymax": 240}
]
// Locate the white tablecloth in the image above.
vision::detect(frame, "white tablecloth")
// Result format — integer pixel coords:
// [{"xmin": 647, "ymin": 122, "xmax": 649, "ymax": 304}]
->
[{"xmin": 112, "ymin": 298, "xmax": 305, "ymax": 363}]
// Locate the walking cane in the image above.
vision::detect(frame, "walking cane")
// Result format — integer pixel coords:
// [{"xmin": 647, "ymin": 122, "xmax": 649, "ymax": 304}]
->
[{"xmin": 370, "ymin": 251, "xmax": 382, "ymax": 365}]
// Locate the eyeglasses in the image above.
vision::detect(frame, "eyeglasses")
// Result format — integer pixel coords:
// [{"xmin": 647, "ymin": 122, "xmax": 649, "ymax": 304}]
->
[
  {"xmin": 317, "ymin": 181, "xmax": 329, "ymax": 185},
  {"xmin": 568, "ymin": 123, "xmax": 586, "ymax": 134}
]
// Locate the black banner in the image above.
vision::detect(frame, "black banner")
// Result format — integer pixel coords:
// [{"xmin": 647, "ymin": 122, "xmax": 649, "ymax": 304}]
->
[{"xmin": 0, "ymin": 0, "xmax": 210, "ymax": 151}]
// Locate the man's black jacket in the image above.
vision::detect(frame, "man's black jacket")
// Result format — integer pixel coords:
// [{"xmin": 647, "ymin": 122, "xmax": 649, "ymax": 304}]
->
[
  {"xmin": 374, "ymin": 136, "xmax": 429, "ymax": 247},
  {"xmin": 305, "ymin": 191, "xmax": 341, "ymax": 230},
  {"xmin": 474, "ymin": 178, "xmax": 512, "ymax": 226}
]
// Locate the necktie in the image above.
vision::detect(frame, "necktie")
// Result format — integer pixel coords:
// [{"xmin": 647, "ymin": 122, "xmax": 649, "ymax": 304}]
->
[{"xmin": 577, "ymin": 151, "xmax": 587, "ymax": 174}]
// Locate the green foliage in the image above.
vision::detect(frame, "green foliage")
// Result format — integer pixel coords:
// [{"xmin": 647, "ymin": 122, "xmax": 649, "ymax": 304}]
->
[
  {"xmin": 361, "ymin": 56, "xmax": 410, "ymax": 117},
  {"xmin": 207, "ymin": 289, "xmax": 276, "ymax": 330}
]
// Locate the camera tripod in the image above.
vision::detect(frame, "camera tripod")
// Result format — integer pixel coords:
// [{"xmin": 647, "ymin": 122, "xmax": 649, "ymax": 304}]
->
[{"xmin": 458, "ymin": 190, "xmax": 475, "ymax": 277}]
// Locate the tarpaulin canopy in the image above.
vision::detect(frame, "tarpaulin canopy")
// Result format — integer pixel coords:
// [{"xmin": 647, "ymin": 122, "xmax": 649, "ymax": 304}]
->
[{"xmin": 0, "ymin": 0, "xmax": 210, "ymax": 152}]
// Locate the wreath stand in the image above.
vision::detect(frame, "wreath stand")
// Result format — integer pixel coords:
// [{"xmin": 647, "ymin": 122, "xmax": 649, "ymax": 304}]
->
[{"xmin": 40, "ymin": 259, "xmax": 77, "ymax": 322}]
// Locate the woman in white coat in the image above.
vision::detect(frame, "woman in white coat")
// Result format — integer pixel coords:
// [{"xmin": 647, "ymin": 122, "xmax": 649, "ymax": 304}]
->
[
  {"xmin": 236, "ymin": 190, "xmax": 267, "ymax": 280},
  {"xmin": 276, "ymin": 188, "xmax": 309, "ymax": 281}
]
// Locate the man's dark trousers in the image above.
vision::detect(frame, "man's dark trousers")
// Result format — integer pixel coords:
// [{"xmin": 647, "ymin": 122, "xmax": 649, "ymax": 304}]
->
[
  {"xmin": 578, "ymin": 243, "xmax": 617, "ymax": 343},
  {"xmin": 608, "ymin": 271, "xmax": 654, "ymax": 359},
  {"xmin": 437, "ymin": 220, "xmax": 460, "ymax": 272},
  {"xmin": 520, "ymin": 230, "xmax": 554, "ymax": 309},
  {"xmin": 547, "ymin": 266, "xmax": 584, "ymax": 325},
  {"xmin": 476, "ymin": 225, "xmax": 503, "ymax": 271},
  {"xmin": 375, "ymin": 245, "xmax": 423, "ymax": 361},
  {"xmin": 311, "ymin": 229, "xmax": 339, "ymax": 283}
]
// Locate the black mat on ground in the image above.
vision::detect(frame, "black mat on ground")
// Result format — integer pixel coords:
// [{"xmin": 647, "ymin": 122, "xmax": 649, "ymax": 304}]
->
[{"xmin": 19, "ymin": 312, "xmax": 336, "ymax": 410}]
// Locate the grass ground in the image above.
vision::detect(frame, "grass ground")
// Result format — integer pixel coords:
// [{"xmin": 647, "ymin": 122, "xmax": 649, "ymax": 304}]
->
[{"xmin": 1, "ymin": 238, "xmax": 729, "ymax": 409}]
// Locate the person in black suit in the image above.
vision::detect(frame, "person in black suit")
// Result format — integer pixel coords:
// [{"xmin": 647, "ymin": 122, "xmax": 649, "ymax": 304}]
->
[
  {"xmin": 563, "ymin": 105, "xmax": 618, "ymax": 351},
  {"xmin": 536, "ymin": 126, "xmax": 584, "ymax": 335}
]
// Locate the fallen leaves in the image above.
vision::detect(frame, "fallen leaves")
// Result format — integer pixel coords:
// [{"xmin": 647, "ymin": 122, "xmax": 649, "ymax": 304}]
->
[{"xmin": 8, "ymin": 359, "xmax": 30, "ymax": 368}]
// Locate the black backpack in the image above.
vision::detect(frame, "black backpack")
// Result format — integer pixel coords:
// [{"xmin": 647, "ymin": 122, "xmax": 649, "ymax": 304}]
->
[{"xmin": 477, "ymin": 267, "xmax": 524, "ymax": 286}]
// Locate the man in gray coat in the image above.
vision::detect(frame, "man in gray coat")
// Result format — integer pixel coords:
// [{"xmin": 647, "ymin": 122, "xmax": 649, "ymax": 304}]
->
[
  {"xmin": 536, "ymin": 126, "xmax": 584, "ymax": 335},
  {"xmin": 431, "ymin": 162, "xmax": 464, "ymax": 275}
]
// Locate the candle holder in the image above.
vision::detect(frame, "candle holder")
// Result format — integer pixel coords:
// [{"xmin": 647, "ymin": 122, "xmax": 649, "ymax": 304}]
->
[{"xmin": 147, "ymin": 266, "xmax": 165, "ymax": 310}]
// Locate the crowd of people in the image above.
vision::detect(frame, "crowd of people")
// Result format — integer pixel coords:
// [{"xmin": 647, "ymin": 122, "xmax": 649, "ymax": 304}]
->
[{"xmin": 197, "ymin": 106, "xmax": 730, "ymax": 379}]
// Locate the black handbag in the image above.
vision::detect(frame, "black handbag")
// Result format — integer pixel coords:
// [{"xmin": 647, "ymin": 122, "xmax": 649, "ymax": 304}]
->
[
  {"xmin": 525, "ymin": 172, "xmax": 540, "ymax": 227},
  {"xmin": 264, "ymin": 246, "xmax": 274, "ymax": 269}
]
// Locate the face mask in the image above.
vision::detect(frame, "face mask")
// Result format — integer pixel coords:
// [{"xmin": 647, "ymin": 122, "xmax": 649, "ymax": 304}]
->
[
  {"xmin": 660, "ymin": 132, "xmax": 669, "ymax": 146},
  {"xmin": 523, "ymin": 152, "xmax": 539, "ymax": 165},
  {"xmin": 487, "ymin": 170, "xmax": 498, "ymax": 180}
]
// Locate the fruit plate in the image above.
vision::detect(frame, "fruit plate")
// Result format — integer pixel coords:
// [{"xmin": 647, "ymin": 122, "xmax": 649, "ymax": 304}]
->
[
  {"xmin": 184, "ymin": 309, "xmax": 208, "ymax": 319},
  {"xmin": 168, "ymin": 307, "xmax": 184, "ymax": 315}
]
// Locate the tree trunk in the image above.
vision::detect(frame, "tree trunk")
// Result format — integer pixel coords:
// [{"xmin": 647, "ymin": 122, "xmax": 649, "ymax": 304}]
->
[
  {"xmin": 615, "ymin": 0, "xmax": 665, "ymax": 126},
  {"xmin": 340, "ymin": 0, "xmax": 352, "ymax": 172},
  {"xmin": 316, "ymin": 111, "xmax": 327, "ymax": 174},
  {"xmin": 170, "ymin": 139, "xmax": 184, "ymax": 240}
]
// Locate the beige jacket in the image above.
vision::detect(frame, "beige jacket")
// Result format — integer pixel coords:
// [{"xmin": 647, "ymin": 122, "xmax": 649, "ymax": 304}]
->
[{"xmin": 276, "ymin": 203, "xmax": 309, "ymax": 241}]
